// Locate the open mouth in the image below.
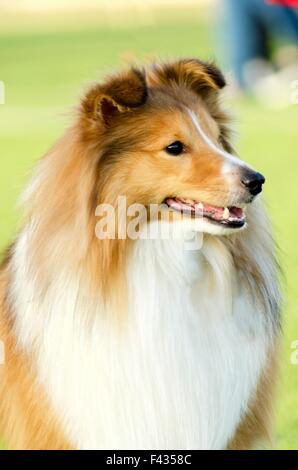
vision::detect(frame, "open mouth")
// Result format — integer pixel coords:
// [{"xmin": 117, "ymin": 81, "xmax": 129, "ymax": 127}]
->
[{"xmin": 165, "ymin": 197, "xmax": 246, "ymax": 228}]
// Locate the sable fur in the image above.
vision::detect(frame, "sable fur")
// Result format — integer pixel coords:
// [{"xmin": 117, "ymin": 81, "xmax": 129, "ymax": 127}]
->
[{"xmin": 0, "ymin": 59, "xmax": 281, "ymax": 449}]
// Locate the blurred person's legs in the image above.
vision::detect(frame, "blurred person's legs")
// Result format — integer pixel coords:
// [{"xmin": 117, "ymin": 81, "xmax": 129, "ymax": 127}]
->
[{"xmin": 223, "ymin": 0, "xmax": 298, "ymax": 89}]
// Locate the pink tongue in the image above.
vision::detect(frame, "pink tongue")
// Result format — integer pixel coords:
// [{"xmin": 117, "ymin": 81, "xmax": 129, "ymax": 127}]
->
[
  {"xmin": 166, "ymin": 198, "xmax": 243, "ymax": 221},
  {"xmin": 202, "ymin": 203, "xmax": 224, "ymax": 221},
  {"xmin": 229, "ymin": 207, "xmax": 243, "ymax": 218}
]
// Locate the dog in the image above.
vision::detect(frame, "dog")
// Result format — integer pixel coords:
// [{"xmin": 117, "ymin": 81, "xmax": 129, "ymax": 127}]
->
[{"xmin": 0, "ymin": 59, "xmax": 281, "ymax": 449}]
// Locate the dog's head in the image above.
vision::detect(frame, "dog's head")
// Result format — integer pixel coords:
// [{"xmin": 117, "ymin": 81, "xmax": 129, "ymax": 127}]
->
[{"xmin": 81, "ymin": 59, "xmax": 265, "ymax": 236}]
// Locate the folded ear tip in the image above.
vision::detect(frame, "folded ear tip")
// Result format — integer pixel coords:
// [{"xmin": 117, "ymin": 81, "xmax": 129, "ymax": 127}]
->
[
  {"xmin": 149, "ymin": 58, "xmax": 226, "ymax": 96},
  {"xmin": 81, "ymin": 67, "xmax": 148, "ymax": 123},
  {"xmin": 180, "ymin": 58, "xmax": 226, "ymax": 90},
  {"xmin": 202, "ymin": 61, "xmax": 226, "ymax": 89}
]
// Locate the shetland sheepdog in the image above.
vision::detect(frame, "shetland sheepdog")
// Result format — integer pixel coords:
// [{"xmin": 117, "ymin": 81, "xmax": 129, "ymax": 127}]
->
[{"xmin": 0, "ymin": 59, "xmax": 281, "ymax": 450}]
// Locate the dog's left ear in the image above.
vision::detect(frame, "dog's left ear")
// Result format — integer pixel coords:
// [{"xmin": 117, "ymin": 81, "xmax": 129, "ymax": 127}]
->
[
  {"xmin": 82, "ymin": 68, "xmax": 148, "ymax": 125},
  {"xmin": 148, "ymin": 59, "xmax": 226, "ymax": 97}
]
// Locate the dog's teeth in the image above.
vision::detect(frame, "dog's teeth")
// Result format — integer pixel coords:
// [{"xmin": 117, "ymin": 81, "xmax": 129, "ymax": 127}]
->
[{"xmin": 223, "ymin": 207, "xmax": 230, "ymax": 219}]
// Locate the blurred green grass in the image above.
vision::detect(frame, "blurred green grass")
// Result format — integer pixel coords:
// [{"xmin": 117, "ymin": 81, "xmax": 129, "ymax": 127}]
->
[{"xmin": 0, "ymin": 6, "xmax": 297, "ymax": 450}]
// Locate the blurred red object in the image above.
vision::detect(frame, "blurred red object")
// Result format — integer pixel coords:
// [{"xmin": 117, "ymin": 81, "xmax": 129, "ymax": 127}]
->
[{"xmin": 267, "ymin": 0, "xmax": 298, "ymax": 6}]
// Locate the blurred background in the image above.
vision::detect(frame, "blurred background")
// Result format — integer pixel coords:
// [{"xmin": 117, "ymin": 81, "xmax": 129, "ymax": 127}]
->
[{"xmin": 0, "ymin": 0, "xmax": 297, "ymax": 449}]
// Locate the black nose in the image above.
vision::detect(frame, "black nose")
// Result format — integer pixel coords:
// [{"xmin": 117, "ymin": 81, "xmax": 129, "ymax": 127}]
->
[{"xmin": 241, "ymin": 170, "xmax": 265, "ymax": 196}]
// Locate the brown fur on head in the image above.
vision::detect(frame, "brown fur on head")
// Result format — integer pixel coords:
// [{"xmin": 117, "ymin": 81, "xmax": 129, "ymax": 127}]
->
[
  {"xmin": 77, "ymin": 59, "xmax": 243, "ymax": 213},
  {"xmin": 148, "ymin": 58, "xmax": 226, "ymax": 94},
  {"xmin": 82, "ymin": 68, "xmax": 148, "ymax": 124},
  {"xmin": 23, "ymin": 59, "xmax": 266, "ymax": 297},
  {"xmin": 0, "ymin": 59, "xmax": 281, "ymax": 452}
]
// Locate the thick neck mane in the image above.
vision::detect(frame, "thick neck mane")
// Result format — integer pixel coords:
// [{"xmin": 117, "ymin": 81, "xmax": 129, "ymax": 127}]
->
[{"xmin": 14, "ymin": 121, "xmax": 281, "ymax": 331}]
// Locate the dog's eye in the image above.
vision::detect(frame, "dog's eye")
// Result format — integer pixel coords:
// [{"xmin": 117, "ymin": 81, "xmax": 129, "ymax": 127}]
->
[{"xmin": 165, "ymin": 141, "xmax": 184, "ymax": 156}]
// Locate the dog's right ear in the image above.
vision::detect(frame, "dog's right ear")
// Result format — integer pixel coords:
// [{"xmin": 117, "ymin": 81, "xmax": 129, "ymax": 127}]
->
[{"xmin": 81, "ymin": 68, "xmax": 148, "ymax": 126}]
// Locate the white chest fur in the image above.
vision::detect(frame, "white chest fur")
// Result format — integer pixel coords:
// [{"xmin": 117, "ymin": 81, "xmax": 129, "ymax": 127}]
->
[{"xmin": 11, "ymin": 232, "xmax": 270, "ymax": 450}]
